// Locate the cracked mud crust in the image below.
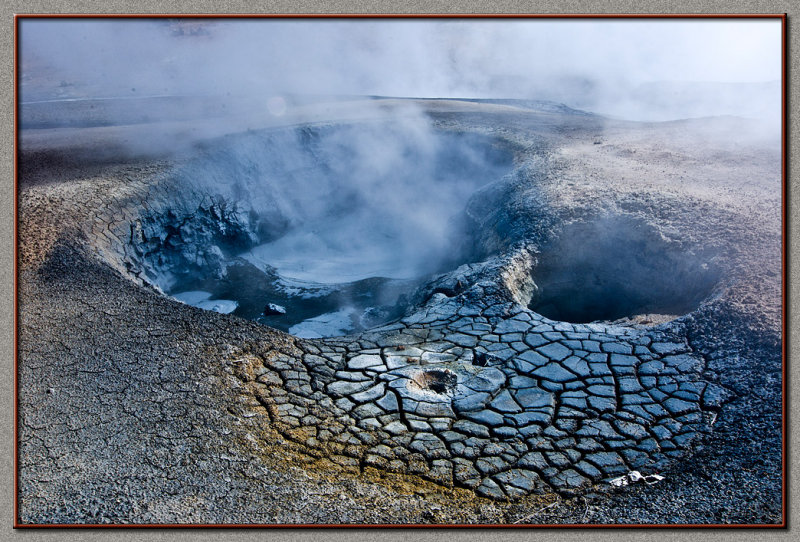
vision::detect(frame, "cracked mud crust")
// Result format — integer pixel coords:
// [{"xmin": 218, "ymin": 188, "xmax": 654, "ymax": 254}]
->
[{"xmin": 17, "ymin": 99, "xmax": 782, "ymax": 525}]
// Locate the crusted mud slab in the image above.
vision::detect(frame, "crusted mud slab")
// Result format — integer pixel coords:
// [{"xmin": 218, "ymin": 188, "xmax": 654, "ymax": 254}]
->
[{"xmin": 17, "ymin": 99, "xmax": 782, "ymax": 524}]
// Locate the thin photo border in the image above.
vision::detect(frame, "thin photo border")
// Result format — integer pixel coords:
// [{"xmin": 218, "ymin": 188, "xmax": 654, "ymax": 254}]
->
[{"xmin": 12, "ymin": 12, "xmax": 789, "ymax": 529}]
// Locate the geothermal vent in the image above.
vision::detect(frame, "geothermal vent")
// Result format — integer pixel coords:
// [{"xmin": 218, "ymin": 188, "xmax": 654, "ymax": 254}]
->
[{"xmin": 124, "ymin": 121, "xmax": 515, "ymax": 337}]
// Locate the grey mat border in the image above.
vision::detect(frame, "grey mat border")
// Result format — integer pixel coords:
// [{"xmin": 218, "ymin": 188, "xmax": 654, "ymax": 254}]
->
[{"xmin": 1, "ymin": 2, "xmax": 796, "ymax": 540}]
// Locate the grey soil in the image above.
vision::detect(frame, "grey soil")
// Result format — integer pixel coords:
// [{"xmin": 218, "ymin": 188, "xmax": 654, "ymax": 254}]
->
[{"xmin": 16, "ymin": 98, "xmax": 782, "ymax": 525}]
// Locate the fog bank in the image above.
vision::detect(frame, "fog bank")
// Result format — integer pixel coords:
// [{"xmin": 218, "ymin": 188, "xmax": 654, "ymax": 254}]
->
[{"xmin": 19, "ymin": 18, "xmax": 782, "ymax": 124}]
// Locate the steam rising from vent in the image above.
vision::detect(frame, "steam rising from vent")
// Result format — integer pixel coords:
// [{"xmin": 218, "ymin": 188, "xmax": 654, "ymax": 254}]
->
[
  {"xmin": 133, "ymin": 117, "xmax": 515, "ymax": 337},
  {"xmin": 19, "ymin": 18, "xmax": 777, "ymax": 337},
  {"xmin": 179, "ymin": 117, "xmax": 514, "ymax": 284}
]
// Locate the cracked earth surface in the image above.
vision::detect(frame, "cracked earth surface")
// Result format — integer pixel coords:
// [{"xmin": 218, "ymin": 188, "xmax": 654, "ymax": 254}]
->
[{"xmin": 17, "ymin": 100, "xmax": 783, "ymax": 524}]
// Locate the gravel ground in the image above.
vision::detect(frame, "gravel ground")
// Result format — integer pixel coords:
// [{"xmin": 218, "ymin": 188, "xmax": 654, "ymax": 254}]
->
[{"xmin": 15, "ymin": 98, "xmax": 784, "ymax": 526}]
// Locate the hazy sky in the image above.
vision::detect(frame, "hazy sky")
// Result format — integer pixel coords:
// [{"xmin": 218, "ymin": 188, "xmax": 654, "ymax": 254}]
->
[{"xmin": 19, "ymin": 18, "xmax": 782, "ymax": 119}]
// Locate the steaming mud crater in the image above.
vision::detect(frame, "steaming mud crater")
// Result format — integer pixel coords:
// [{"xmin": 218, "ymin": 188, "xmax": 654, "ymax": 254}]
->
[
  {"xmin": 17, "ymin": 98, "xmax": 782, "ymax": 524},
  {"xmin": 125, "ymin": 123, "xmax": 515, "ymax": 337}
]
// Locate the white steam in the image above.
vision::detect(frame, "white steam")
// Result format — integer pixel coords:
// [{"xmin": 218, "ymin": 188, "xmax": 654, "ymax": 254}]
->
[
  {"xmin": 19, "ymin": 18, "xmax": 781, "ymax": 122},
  {"xmin": 179, "ymin": 109, "xmax": 514, "ymax": 284}
]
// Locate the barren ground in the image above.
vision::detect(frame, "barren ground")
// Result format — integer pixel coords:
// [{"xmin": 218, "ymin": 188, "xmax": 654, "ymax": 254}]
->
[{"xmin": 16, "ymin": 98, "xmax": 783, "ymax": 525}]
